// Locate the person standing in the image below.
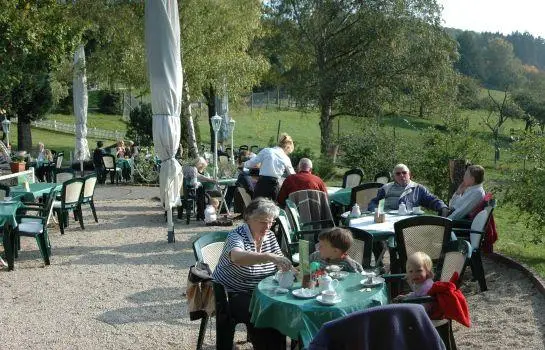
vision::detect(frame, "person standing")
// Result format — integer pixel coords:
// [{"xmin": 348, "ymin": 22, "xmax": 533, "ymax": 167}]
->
[
  {"xmin": 93, "ymin": 141, "xmax": 106, "ymax": 184},
  {"xmin": 244, "ymin": 133, "xmax": 295, "ymax": 201},
  {"xmin": 277, "ymin": 158, "xmax": 327, "ymax": 206}
]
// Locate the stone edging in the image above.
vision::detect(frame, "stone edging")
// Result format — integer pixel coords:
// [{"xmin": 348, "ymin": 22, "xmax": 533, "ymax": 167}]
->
[{"xmin": 488, "ymin": 252, "xmax": 545, "ymax": 296}]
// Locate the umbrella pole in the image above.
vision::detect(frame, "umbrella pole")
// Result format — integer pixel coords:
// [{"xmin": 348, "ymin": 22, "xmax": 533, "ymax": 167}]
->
[{"xmin": 167, "ymin": 209, "xmax": 175, "ymax": 243}]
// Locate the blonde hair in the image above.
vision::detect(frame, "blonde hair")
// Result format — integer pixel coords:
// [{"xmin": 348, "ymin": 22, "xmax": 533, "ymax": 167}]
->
[
  {"xmin": 406, "ymin": 252, "xmax": 434, "ymax": 279},
  {"xmin": 278, "ymin": 133, "xmax": 294, "ymax": 154},
  {"xmin": 209, "ymin": 197, "xmax": 220, "ymax": 208}
]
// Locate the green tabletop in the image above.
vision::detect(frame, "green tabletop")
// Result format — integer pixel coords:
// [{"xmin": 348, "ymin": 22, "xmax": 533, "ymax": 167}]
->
[
  {"xmin": 116, "ymin": 158, "xmax": 133, "ymax": 168},
  {"xmin": 10, "ymin": 182, "xmax": 62, "ymax": 202},
  {"xmin": 0, "ymin": 201, "xmax": 23, "ymax": 227},
  {"xmin": 329, "ymin": 187, "xmax": 351, "ymax": 207},
  {"xmin": 249, "ymin": 272, "xmax": 388, "ymax": 347}
]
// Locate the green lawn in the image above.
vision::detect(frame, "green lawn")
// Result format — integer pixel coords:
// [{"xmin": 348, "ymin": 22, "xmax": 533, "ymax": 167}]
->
[{"xmin": 47, "ymin": 112, "xmax": 127, "ymax": 132}]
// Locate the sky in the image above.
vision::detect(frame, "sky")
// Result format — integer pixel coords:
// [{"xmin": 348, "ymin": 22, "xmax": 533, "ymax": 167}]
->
[{"xmin": 437, "ymin": 0, "xmax": 545, "ymax": 38}]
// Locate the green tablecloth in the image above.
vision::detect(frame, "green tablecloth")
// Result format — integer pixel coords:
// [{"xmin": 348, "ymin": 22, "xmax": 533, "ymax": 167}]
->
[
  {"xmin": 329, "ymin": 187, "xmax": 351, "ymax": 207},
  {"xmin": 249, "ymin": 272, "xmax": 388, "ymax": 346},
  {"xmin": 10, "ymin": 183, "xmax": 62, "ymax": 202},
  {"xmin": 0, "ymin": 201, "xmax": 23, "ymax": 228}
]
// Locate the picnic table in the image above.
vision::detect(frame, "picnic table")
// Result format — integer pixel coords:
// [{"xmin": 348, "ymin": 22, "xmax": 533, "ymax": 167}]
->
[{"xmin": 0, "ymin": 200, "xmax": 24, "ymax": 271}]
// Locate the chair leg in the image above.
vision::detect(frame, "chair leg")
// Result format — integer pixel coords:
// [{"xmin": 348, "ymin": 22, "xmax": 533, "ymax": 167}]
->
[
  {"xmin": 196, "ymin": 315, "xmax": 209, "ymax": 350},
  {"xmin": 77, "ymin": 207, "xmax": 85, "ymax": 230},
  {"xmin": 57, "ymin": 209, "xmax": 65, "ymax": 235},
  {"xmin": 90, "ymin": 200, "xmax": 98, "ymax": 222},
  {"xmin": 110, "ymin": 171, "xmax": 115, "ymax": 184},
  {"xmin": 471, "ymin": 251, "xmax": 487, "ymax": 292},
  {"xmin": 35, "ymin": 233, "xmax": 50, "ymax": 265}
]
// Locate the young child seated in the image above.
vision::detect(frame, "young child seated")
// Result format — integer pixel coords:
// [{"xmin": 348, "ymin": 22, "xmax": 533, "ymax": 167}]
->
[
  {"xmin": 309, "ymin": 227, "xmax": 363, "ymax": 273},
  {"xmin": 204, "ymin": 198, "xmax": 219, "ymax": 224},
  {"xmin": 394, "ymin": 251, "xmax": 434, "ymax": 302}
]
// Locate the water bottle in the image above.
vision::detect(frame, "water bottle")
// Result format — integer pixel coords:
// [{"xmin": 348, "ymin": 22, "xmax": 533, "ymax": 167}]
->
[{"xmin": 398, "ymin": 203, "xmax": 407, "ymax": 215}]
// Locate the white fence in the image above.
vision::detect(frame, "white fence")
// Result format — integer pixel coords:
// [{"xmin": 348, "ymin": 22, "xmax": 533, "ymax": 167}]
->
[{"xmin": 31, "ymin": 119, "xmax": 124, "ymax": 141}]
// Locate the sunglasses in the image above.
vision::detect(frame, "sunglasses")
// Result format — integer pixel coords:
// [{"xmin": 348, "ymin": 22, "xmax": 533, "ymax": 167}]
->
[{"xmin": 395, "ymin": 171, "xmax": 408, "ymax": 175}]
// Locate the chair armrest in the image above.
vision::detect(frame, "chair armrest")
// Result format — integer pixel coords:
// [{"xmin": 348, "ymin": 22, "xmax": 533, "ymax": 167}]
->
[
  {"xmin": 300, "ymin": 220, "xmax": 335, "ymax": 230},
  {"xmin": 21, "ymin": 201, "xmax": 45, "ymax": 208},
  {"xmin": 16, "ymin": 215, "xmax": 45, "ymax": 224}
]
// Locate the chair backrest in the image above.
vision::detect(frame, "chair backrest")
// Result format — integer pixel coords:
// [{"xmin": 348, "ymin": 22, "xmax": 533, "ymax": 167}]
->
[
  {"xmin": 250, "ymin": 145, "xmax": 259, "ymax": 153},
  {"xmin": 234, "ymin": 187, "xmax": 252, "ymax": 214},
  {"xmin": 192, "ymin": 231, "xmax": 230, "ymax": 272},
  {"xmin": 55, "ymin": 152, "xmax": 64, "ymax": 169},
  {"xmin": 102, "ymin": 154, "xmax": 116, "ymax": 169},
  {"xmin": 309, "ymin": 304, "xmax": 446, "ymax": 350},
  {"xmin": 374, "ymin": 171, "xmax": 392, "ymax": 185},
  {"xmin": 238, "ymin": 145, "xmax": 249, "ymax": 152},
  {"xmin": 288, "ymin": 189, "xmax": 334, "ymax": 226},
  {"xmin": 54, "ymin": 168, "xmax": 75, "ymax": 183},
  {"xmin": 394, "ymin": 216, "xmax": 452, "ymax": 274},
  {"xmin": 285, "ymin": 199, "xmax": 302, "ymax": 232},
  {"xmin": 350, "ymin": 182, "xmax": 383, "ymax": 210},
  {"xmin": 218, "ymin": 155, "xmax": 229, "ymax": 164},
  {"xmin": 82, "ymin": 174, "xmax": 98, "ymax": 199},
  {"xmin": 277, "ymin": 209, "xmax": 295, "ymax": 258},
  {"xmin": 0, "ymin": 183, "xmax": 9, "ymax": 200},
  {"xmin": 346, "ymin": 227, "xmax": 373, "ymax": 268},
  {"xmin": 439, "ymin": 239, "xmax": 470, "ymax": 286},
  {"xmin": 61, "ymin": 178, "xmax": 84, "ymax": 206},
  {"xmin": 342, "ymin": 168, "xmax": 364, "ymax": 189},
  {"xmin": 44, "ymin": 188, "xmax": 59, "ymax": 225}
]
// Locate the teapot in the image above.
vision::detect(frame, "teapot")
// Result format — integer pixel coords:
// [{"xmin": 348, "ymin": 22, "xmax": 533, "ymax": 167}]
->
[
  {"xmin": 276, "ymin": 270, "xmax": 296, "ymax": 289},
  {"xmin": 318, "ymin": 274, "xmax": 339, "ymax": 292}
]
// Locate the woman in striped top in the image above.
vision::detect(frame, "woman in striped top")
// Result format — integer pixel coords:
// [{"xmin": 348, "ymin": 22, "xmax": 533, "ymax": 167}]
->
[{"xmin": 212, "ymin": 197, "xmax": 292, "ymax": 350}]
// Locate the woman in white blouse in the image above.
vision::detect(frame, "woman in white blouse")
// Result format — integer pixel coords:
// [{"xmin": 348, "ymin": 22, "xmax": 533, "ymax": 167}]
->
[
  {"xmin": 448, "ymin": 165, "xmax": 485, "ymax": 220},
  {"xmin": 244, "ymin": 133, "xmax": 295, "ymax": 201}
]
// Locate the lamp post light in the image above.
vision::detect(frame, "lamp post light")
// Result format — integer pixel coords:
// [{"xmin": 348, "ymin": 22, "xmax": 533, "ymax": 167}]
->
[
  {"xmin": 228, "ymin": 118, "xmax": 236, "ymax": 165},
  {"xmin": 211, "ymin": 113, "xmax": 223, "ymax": 179},
  {"xmin": 1, "ymin": 118, "xmax": 11, "ymax": 147}
]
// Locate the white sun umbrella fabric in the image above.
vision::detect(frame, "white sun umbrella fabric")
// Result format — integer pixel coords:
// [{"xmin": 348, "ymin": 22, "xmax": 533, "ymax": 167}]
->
[
  {"xmin": 73, "ymin": 45, "xmax": 90, "ymax": 168},
  {"xmin": 145, "ymin": 0, "xmax": 183, "ymax": 240}
]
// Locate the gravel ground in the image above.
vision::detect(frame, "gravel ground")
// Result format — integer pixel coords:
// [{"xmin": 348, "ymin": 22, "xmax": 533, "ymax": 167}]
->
[{"xmin": 1, "ymin": 185, "xmax": 544, "ymax": 349}]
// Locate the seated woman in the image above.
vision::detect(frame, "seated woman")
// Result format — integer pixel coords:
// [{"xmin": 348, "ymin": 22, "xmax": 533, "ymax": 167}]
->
[
  {"xmin": 447, "ymin": 165, "xmax": 485, "ymax": 220},
  {"xmin": 212, "ymin": 198, "xmax": 292, "ymax": 350},
  {"xmin": 35, "ymin": 142, "xmax": 53, "ymax": 182},
  {"xmin": 186, "ymin": 157, "xmax": 219, "ymax": 221}
]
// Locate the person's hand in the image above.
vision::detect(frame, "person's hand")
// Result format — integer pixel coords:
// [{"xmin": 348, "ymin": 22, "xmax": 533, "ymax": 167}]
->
[
  {"xmin": 456, "ymin": 182, "xmax": 467, "ymax": 195},
  {"xmin": 272, "ymin": 255, "xmax": 292, "ymax": 271}
]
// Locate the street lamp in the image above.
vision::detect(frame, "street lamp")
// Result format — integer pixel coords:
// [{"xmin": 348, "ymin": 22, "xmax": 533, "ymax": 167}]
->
[
  {"xmin": 211, "ymin": 113, "xmax": 222, "ymax": 179},
  {"xmin": 228, "ymin": 118, "xmax": 236, "ymax": 165},
  {"xmin": 2, "ymin": 118, "xmax": 11, "ymax": 147}
]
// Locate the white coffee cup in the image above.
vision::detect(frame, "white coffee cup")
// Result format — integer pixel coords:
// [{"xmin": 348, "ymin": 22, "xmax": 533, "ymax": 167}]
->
[
  {"xmin": 4, "ymin": 196, "xmax": 11, "ymax": 201},
  {"xmin": 276, "ymin": 270, "xmax": 295, "ymax": 289},
  {"xmin": 413, "ymin": 206, "xmax": 423, "ymax": 214},
  {"xmin": 321, "ymin": 289, "xmax": 337, "ymax": 302}
]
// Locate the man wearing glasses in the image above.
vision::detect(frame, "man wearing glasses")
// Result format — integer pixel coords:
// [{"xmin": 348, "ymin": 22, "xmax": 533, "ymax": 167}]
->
[{"xmin": 368, "ymin": 163, "xmax": 447, "ymax": 214}]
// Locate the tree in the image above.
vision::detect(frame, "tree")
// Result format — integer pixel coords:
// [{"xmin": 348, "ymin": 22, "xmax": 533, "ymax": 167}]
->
[
  {"xmin": 0, "ymin": 0, "xmax": 81, "ymax": 149},
  {"xmin": 483, "ymin": 38, "xmax": 525, "ymax": 90},
  {"xmin": 180, "ymin": 0, "xmax": 268, "ymax": 152},
  {"xmin": 455, "ymin": 31, "xmax": 485, "ymax": 80},
  {"xmin": 267, "ymin": 0, "xmax": 459, "ymax": 154}
]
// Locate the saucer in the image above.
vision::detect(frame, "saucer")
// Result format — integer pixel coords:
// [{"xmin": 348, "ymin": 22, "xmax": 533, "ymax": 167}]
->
[
  {"xmin": 275, "ymin": 287, "xmax": 289, "ymax": 294},
  {"xmin": 292, "ymin": 288, "xmax": 320, "ymax": 299},
  {"xmin": 329, "ymin": 271, "xmax": 349, "ymax": 280},
  {"xmin": 360, "ymin": 276, "xmax": 385, "ymax": 287},
  {"xmin": 316, "ymin": 295, "xmax": 342, "ymax": 305},
  {"xmin": 325, "ymin": 265, "xmax": 342, "ymax": 272}
]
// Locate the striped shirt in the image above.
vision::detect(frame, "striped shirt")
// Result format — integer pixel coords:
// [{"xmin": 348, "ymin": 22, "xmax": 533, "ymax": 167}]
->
[{"xmin": 212, "ymin": 224, "xmax": 283, "ymax": 293}]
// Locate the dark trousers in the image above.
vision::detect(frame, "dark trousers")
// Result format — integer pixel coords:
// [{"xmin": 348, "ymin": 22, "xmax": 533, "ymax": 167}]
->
[
  {"xmin": 224, "ymin": 173, "xmax": 255, "ymax": 211},
  {"xmin": 217, "ymin": 291, "xmax": 285, "ymax": 350},
  {"xmin": 253, "ymin": 176, "xmax": 279, "ymax": 201}
]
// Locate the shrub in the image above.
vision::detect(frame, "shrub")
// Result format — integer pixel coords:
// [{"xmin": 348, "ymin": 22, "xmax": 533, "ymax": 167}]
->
[
  {"xmin": 126, "ymin": 103, "xmax": 153, "ymax": 146},
  {"xmin": 289, "ymin": 147, "xmax": 315, "ymax": 169},
  {"xmin": 97, "ymin": 89, "xmax": 122, "ymax": 115}
]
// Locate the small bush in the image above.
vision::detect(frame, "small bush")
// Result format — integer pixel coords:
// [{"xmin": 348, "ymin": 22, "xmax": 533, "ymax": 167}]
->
[
  {"xmin": 126, "ymin": 103, "xmax": 153, "ymax": 146},
  {"xmin": 97, "ymin": 89, "xmax": 122, "ymax": 115},
  {"xmin": 289, "ymin": 147, "xmax": 315, "ymax": 169}
]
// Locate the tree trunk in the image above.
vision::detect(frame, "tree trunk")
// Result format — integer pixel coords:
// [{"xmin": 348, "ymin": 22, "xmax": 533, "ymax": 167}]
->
[
  {"xmin": 203, "ymin": 84, "xmax": 217, "ymax": 152},
  {"xmin": 181, "ymin": 75, "xmax": 199, "ymax": 158},
  {"xmin": 17, "ymin": 120, "xmax": 32, "ymax": 151},
  {"xmin": 319, "ymin": 99, "xmax": 333, "ymax": 155}
]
